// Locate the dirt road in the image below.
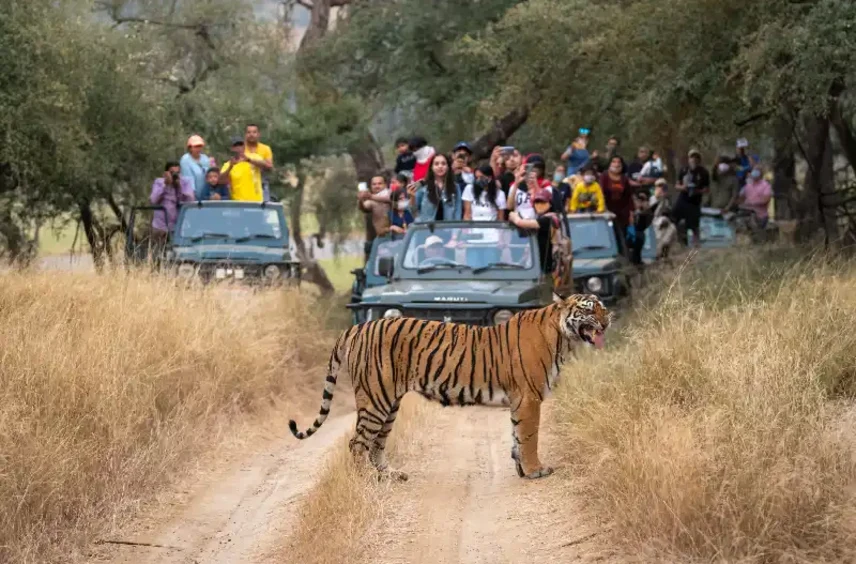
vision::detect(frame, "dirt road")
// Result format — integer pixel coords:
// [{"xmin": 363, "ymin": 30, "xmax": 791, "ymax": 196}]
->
[
  {"xmin": 371, "ymin": 404, "xmax": 613, "ymax": 564},
  {"xmin": 92, "ymin": 413, "xmax": 356, "ymax": 564},
  {"xmin": 93, "ymin": 399, "xmax": 615, "ymax": 564}
]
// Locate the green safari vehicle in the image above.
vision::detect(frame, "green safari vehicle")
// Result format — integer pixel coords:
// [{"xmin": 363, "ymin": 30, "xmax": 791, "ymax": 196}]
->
[
  {"xmin": 125, "ymin": 200, "xmax": 301, "ymax": 285},
  {"xmin": 565, "ymin": 212, "xmax": 632, "ymax": 305},
  {"xmin": 346, "ymin": 220, "xmax": 557, "ymax": 326}
]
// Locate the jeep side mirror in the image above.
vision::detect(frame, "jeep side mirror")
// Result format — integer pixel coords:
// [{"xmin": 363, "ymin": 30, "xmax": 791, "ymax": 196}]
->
[{"xmin": 378, "ymin": 256, "xmax": 394, "ymax": 278}]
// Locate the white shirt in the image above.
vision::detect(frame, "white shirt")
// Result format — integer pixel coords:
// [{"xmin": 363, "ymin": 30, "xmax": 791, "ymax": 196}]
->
[
  {"xmin": 513, "ymin": 185, "xmax": 536, "ymax": 219},
  {"xmin": 462, "ymin": 184, "xmax": 507, "ymax": 221}
]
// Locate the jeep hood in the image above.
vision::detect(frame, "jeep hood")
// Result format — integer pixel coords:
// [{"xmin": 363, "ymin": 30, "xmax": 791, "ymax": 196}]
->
[
  {"xmin": 172, "ymin": 244, "xmax": 294, "ymax": 263},
  {"xmin": 361, "ymin": 279, "xmax": 546, "ymax": 306},
  {"xmin": 572, "ymin": 257, "xmax": 622, "ymax": 277}
]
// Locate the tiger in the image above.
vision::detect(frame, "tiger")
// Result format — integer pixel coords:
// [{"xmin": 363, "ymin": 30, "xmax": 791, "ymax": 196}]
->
[{"xmin": 288, "ymin": 292, "xmax": 611, "ymax": 481}]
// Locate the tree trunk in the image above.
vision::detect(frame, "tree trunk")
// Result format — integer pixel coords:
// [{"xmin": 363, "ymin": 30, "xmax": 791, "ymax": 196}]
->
[
  {"xmin": 79, "ymin": 200, "xmax": 105, "ymax": 272},
  {"xmin": 830, "ymin": 98, "xmax": 856, "ymax": 176},
  {"xmin": 772, "ymin": 114, "xmax": 797, "ymax": 221},
  {"xmin": 798, "ymin": 114, "xmax": 839, "ymax": 244},
  {"xmin": 289, "ymin": 172, "xmax": 335, "ymax": 294},
  {"xmin": 469, "ymin": 105, "xmax": 532, "ymax": 161}
]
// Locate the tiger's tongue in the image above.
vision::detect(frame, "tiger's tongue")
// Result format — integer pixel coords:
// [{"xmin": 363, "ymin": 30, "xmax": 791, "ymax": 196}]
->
[{"xmin": 592, "ymin": 331, "xmax": 605, "ymax": 349}]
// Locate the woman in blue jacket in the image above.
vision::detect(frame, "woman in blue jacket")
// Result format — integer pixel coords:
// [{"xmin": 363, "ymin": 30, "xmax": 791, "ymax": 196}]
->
[{"xmin": 410, "ymin": 153, "xmax": 462, "ymax": 223}]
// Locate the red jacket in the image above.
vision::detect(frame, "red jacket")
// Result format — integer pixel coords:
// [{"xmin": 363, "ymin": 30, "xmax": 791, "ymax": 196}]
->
[{"xmin": 599, "ymin": 172, "xmax": 633, "ymax": 227}]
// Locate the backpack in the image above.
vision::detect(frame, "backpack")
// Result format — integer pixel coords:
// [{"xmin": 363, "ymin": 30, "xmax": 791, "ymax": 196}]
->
[{"xmin": 545, "ymin": 213, "xmax": 573, "ymax": 294}]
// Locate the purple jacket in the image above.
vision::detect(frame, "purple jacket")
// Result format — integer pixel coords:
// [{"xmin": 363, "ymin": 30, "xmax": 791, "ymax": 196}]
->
[{"xmin": 150, "ymin": 176, "xmax": 196, "ymax": 232}]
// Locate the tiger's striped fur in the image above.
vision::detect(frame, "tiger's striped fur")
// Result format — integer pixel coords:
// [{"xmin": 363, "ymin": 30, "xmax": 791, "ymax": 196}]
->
[{"xmin": 288, "ymin": 293, "xmax": 611, "ymax": 480}]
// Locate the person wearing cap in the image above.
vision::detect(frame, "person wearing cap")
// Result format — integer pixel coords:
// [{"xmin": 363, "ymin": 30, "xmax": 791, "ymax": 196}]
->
[
  {"xmin": 244, "ymin": 124, "xmax": 274, "ymax": 202},
  {"xmin": 509, "ymin": 188, "xmax": 560, "ymax": 275},
  {"xmin": 180, "ymin": 135, "xmax": 212, "ymax": 200},
  {"xmin": 418, "ymin": 234, "xmax": 451, "ymax": 266},
  {"xmin": 734, "ymin": 138, "xmax": 759, "ymax": 188},
  {"xmin": 674, "ymin": 149, "xmax": 710, "ymax": 248},
  {"xmin": 220, "ymin": 137, "xmax": 263, "ymax": 202},
  {"xmin": 561, "ymin": 127, "xmax": 592, "ymax": 176},
  {"xmin": 649, "ymin": 178, "xmax": 672, "ymax": 218},
  {"xmin": 453, "ymin": 142, "xmax": 475, "ymax": 185}
]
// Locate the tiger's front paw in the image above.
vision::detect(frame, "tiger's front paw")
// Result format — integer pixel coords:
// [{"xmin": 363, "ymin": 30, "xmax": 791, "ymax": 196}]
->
[{"xmin": 523, "ymin": 466, "xmax": 554, "ymax": 480}]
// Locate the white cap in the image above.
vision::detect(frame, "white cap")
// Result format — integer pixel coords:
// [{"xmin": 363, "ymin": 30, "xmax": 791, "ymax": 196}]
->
[
  {"xmin": 736, "ymin": 138, "xmax": 749, "ymax": 148},
  {"xmin": 425, "ymin": 235, "xmax": 444, "ymax": 247}
]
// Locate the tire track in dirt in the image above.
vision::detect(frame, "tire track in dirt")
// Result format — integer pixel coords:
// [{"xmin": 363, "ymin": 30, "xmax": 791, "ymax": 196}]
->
[
  {"xmin": 372, "ymin": 404, "xmax": 618, "ymax": 564},
  {"xmin": 93, "ymin": 414, "xmax": 355, "ymax": 564}
]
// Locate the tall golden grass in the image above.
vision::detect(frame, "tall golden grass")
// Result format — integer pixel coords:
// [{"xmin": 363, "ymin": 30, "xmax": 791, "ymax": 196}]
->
[
  {"xmin": 0, "ymin": 271, "xmax": 339, "ymax": 563},
  {"xmin": 280, "ymin": 394, "xmax": 433, "ymax": 564},
  {"xmin": 555, "ymin": 251, "xmax": 856, "ymax": 562}
]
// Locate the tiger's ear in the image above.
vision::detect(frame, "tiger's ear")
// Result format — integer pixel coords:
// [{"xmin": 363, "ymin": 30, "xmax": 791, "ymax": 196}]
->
[{"xmin": 552, "ymin": 291, "xmax": 565, "ymax": 305}]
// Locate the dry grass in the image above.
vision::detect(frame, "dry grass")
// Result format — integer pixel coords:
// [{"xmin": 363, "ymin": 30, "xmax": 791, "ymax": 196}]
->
[
  {"xmin": 554, "ymin": 251, "xmax": 856, "ymax": 562},
  {"xmin": 280, "ymin": 394, "xmax": 431, "ymax": 564},
  {"xmin": 0, "ymin": 271, "xmax": 340, "ymax": 563}
]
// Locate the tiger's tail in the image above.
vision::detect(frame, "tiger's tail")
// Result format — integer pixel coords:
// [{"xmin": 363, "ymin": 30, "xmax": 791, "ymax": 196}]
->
[{"xmin": 288, "ymin": 328, "xmax": 351, "ymax": 440}]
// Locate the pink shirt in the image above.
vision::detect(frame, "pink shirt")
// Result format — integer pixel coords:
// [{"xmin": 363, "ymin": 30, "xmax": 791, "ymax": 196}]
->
[{"xmin": 740, "ymin": 178, "xmax": 772, "ymax": 220}]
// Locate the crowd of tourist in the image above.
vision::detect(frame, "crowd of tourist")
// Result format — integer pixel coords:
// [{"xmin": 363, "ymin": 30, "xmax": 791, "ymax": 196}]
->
[
  {"xmin": 359, "ymin": 131, "xmax": 773, "ymax": 266},
  {"xmin": 149, "ymin": 125, "xmax": 275, "ymax": 238}
]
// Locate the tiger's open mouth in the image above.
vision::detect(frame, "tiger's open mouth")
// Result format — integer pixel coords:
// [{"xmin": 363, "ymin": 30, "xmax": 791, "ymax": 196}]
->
[{"xmin": 578, "ymin": 326, "xmax": 605, "ymax": 349}]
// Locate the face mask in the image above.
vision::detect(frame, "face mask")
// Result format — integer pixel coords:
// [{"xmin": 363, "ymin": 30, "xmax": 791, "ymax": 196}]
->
[
  {"xmin": 583, "ymin": 175, "xmax": 595, "ymax": 184},
  {"xmin": 397, "ymin": 201, "xmax": 408, "ymax": 211},
  {"xmin": 553, "ymin": 172, "xmax": 564, "ymax": 183},
  {"xmin": 609, "ymin": 165, "xmax": 621, "ymax": 174},
  {"xmin": 751, "ymin": 170, "xmax": 762, "ymax": 179},
  {"xmin": 718, "ymin": 163, "xmax": 730, "ymax": 173}
]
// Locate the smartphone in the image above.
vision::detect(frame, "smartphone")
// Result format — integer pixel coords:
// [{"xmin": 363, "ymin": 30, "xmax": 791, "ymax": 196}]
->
[
  {"xmin": 357, "ymin": 182, "xmax": 368, "ymax": 192},
  {"xmin": 525, "ymin": 163, "xmax": 535, "ymax": 175},
  {"xmin": 500, "ymin": 146, "xmax": 515, "ymax": 155}
]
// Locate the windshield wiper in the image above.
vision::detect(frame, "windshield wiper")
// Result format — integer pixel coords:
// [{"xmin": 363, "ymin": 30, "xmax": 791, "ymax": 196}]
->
[
  {"xmin": 472, "ymin": 262, "xmax": 527, "ymax": 274},
  {"xmin": 190, "ymin": 232, "xmax": 231, "ymax": 242},
  {"xmin": 417, "ymin": 263, "xmax": 471, "ymax": 274},
  {"xmin": 574, "ymin": 245, "xmax": 612, "ymax": 251},
  {"xmin": 234, "ymin": 234, "xmax": 279, "ymax": 243}
]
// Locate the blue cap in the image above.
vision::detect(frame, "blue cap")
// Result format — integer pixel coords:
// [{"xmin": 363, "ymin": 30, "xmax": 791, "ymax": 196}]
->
[{"xmin": 453, "ymin": 141, "xmax": 472, "ymax": 153}]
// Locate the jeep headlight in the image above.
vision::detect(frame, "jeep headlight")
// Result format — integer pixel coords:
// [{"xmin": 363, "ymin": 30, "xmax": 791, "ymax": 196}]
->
[
  {"xmin": 383, "ymin": 308, "xmax": 403, "ymax": 319},
  {"xmin": 493, "ymin": 309, "xmax": 513, "ymax": 325},
  {"xmin": 177, "ymin": 263, "xmax": 196, "ymax": 279},
  {"xmin": 264, "ymin": 265, "xmax": 281, "ymax": 279},
  {"xmin": 586, "ymin": 276, "xmax": 603, "ymax": 293}
]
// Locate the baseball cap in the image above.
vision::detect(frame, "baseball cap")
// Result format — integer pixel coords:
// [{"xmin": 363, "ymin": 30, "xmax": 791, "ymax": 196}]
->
[
  {"xmin": 532, "ymin": 189, "xmax": 552, "ymax": 203},
  {"xmin": 425, "ymin": 235, "xmax": 444, "ymax": 247},
  {"xmin": 688, "ymin": 148, "xmax": 702, "ymax": 158},
  {"xmin": 187, "ymin": 134, "xmax": 205, "ymax": 148},
  {"xmin": 230, "ymin": 136, "xmax": 245, "ymax": 147},
  {"xmin": 654, "ymin": 178, "xmax": 668, "ymax": 187},
  {"xmin": 453, "ymin": 141, "xmax": 472, "ymax": 153},
  {"xmin": 579, "ymin": 127, "xmax": 591, "ymax": 136}
]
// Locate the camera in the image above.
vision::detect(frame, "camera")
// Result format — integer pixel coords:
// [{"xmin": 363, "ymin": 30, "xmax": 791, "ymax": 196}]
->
[{"xmin": 171, "ymin": 172, "xmax": 180, "ymax": 183}]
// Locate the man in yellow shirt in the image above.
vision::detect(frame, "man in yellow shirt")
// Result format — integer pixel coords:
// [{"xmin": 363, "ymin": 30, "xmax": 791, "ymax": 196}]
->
[
  {"xmin": 221, "ymin": 137, "xmax": 263, "ymax": 202},
  {"xmin": 569, "ymin": 166, "xmax": 606, "ymax": 213},
  {"xmin": 245, "ymin": 124, "xmax": 274, "ymax": 201}
]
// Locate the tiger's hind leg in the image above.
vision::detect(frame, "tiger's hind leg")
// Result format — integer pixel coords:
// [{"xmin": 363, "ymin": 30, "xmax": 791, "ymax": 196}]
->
[
  {"xmin": 348, "ymin": 407, "xmax": 384, "ymax": 471},
  {"xmin": 370, "ymin": 400, "xmax": 408, "ymax": 482},
  {"xmin": 510, "ymin": 395, "xmax": 553, "ymax": 480}
]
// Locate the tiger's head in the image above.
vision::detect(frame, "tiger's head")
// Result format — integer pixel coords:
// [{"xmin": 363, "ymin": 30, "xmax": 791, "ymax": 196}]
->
[{"xmin": 552, "ymin": 292, "xmax": 612, "ymax": 349}]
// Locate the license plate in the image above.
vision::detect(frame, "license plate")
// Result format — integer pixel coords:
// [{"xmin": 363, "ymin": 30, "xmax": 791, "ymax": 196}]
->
[
  {"xmin": 234, "ymin": 269, "xmax": 245, "ymax": 279},
  {"xmin": 215, "ymin": 268, "xmax": 226, "ymax": 279}
]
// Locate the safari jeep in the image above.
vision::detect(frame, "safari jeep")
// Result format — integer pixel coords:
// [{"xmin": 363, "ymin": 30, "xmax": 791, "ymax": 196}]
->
[
  {"xmin": 349, "ymin": 234, "xmax": 406, "ymax": 325},
  {"xmin": 346, "ymin": 221, "xmax": 556, "ymax": 326},
  {"xmin": 565, "ymin": 212, "xmax": 632, "ymax": 305},
  {"xmin": 125, "ymin": 200, "xmax": 301, "ymax": 285}
]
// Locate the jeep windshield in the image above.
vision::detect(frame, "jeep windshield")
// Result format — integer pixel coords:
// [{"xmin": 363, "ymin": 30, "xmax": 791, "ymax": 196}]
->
[
  {"xmin": 176, "ymin": 207, "xmax": 285, "ymax": 245},
  {"xmin": 567, "ymin": 218, "xmax": 620, "ymax": 259},
  {"xmin": 401, "ymin": 224, "xmax": 535, "ymax": 276}
]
